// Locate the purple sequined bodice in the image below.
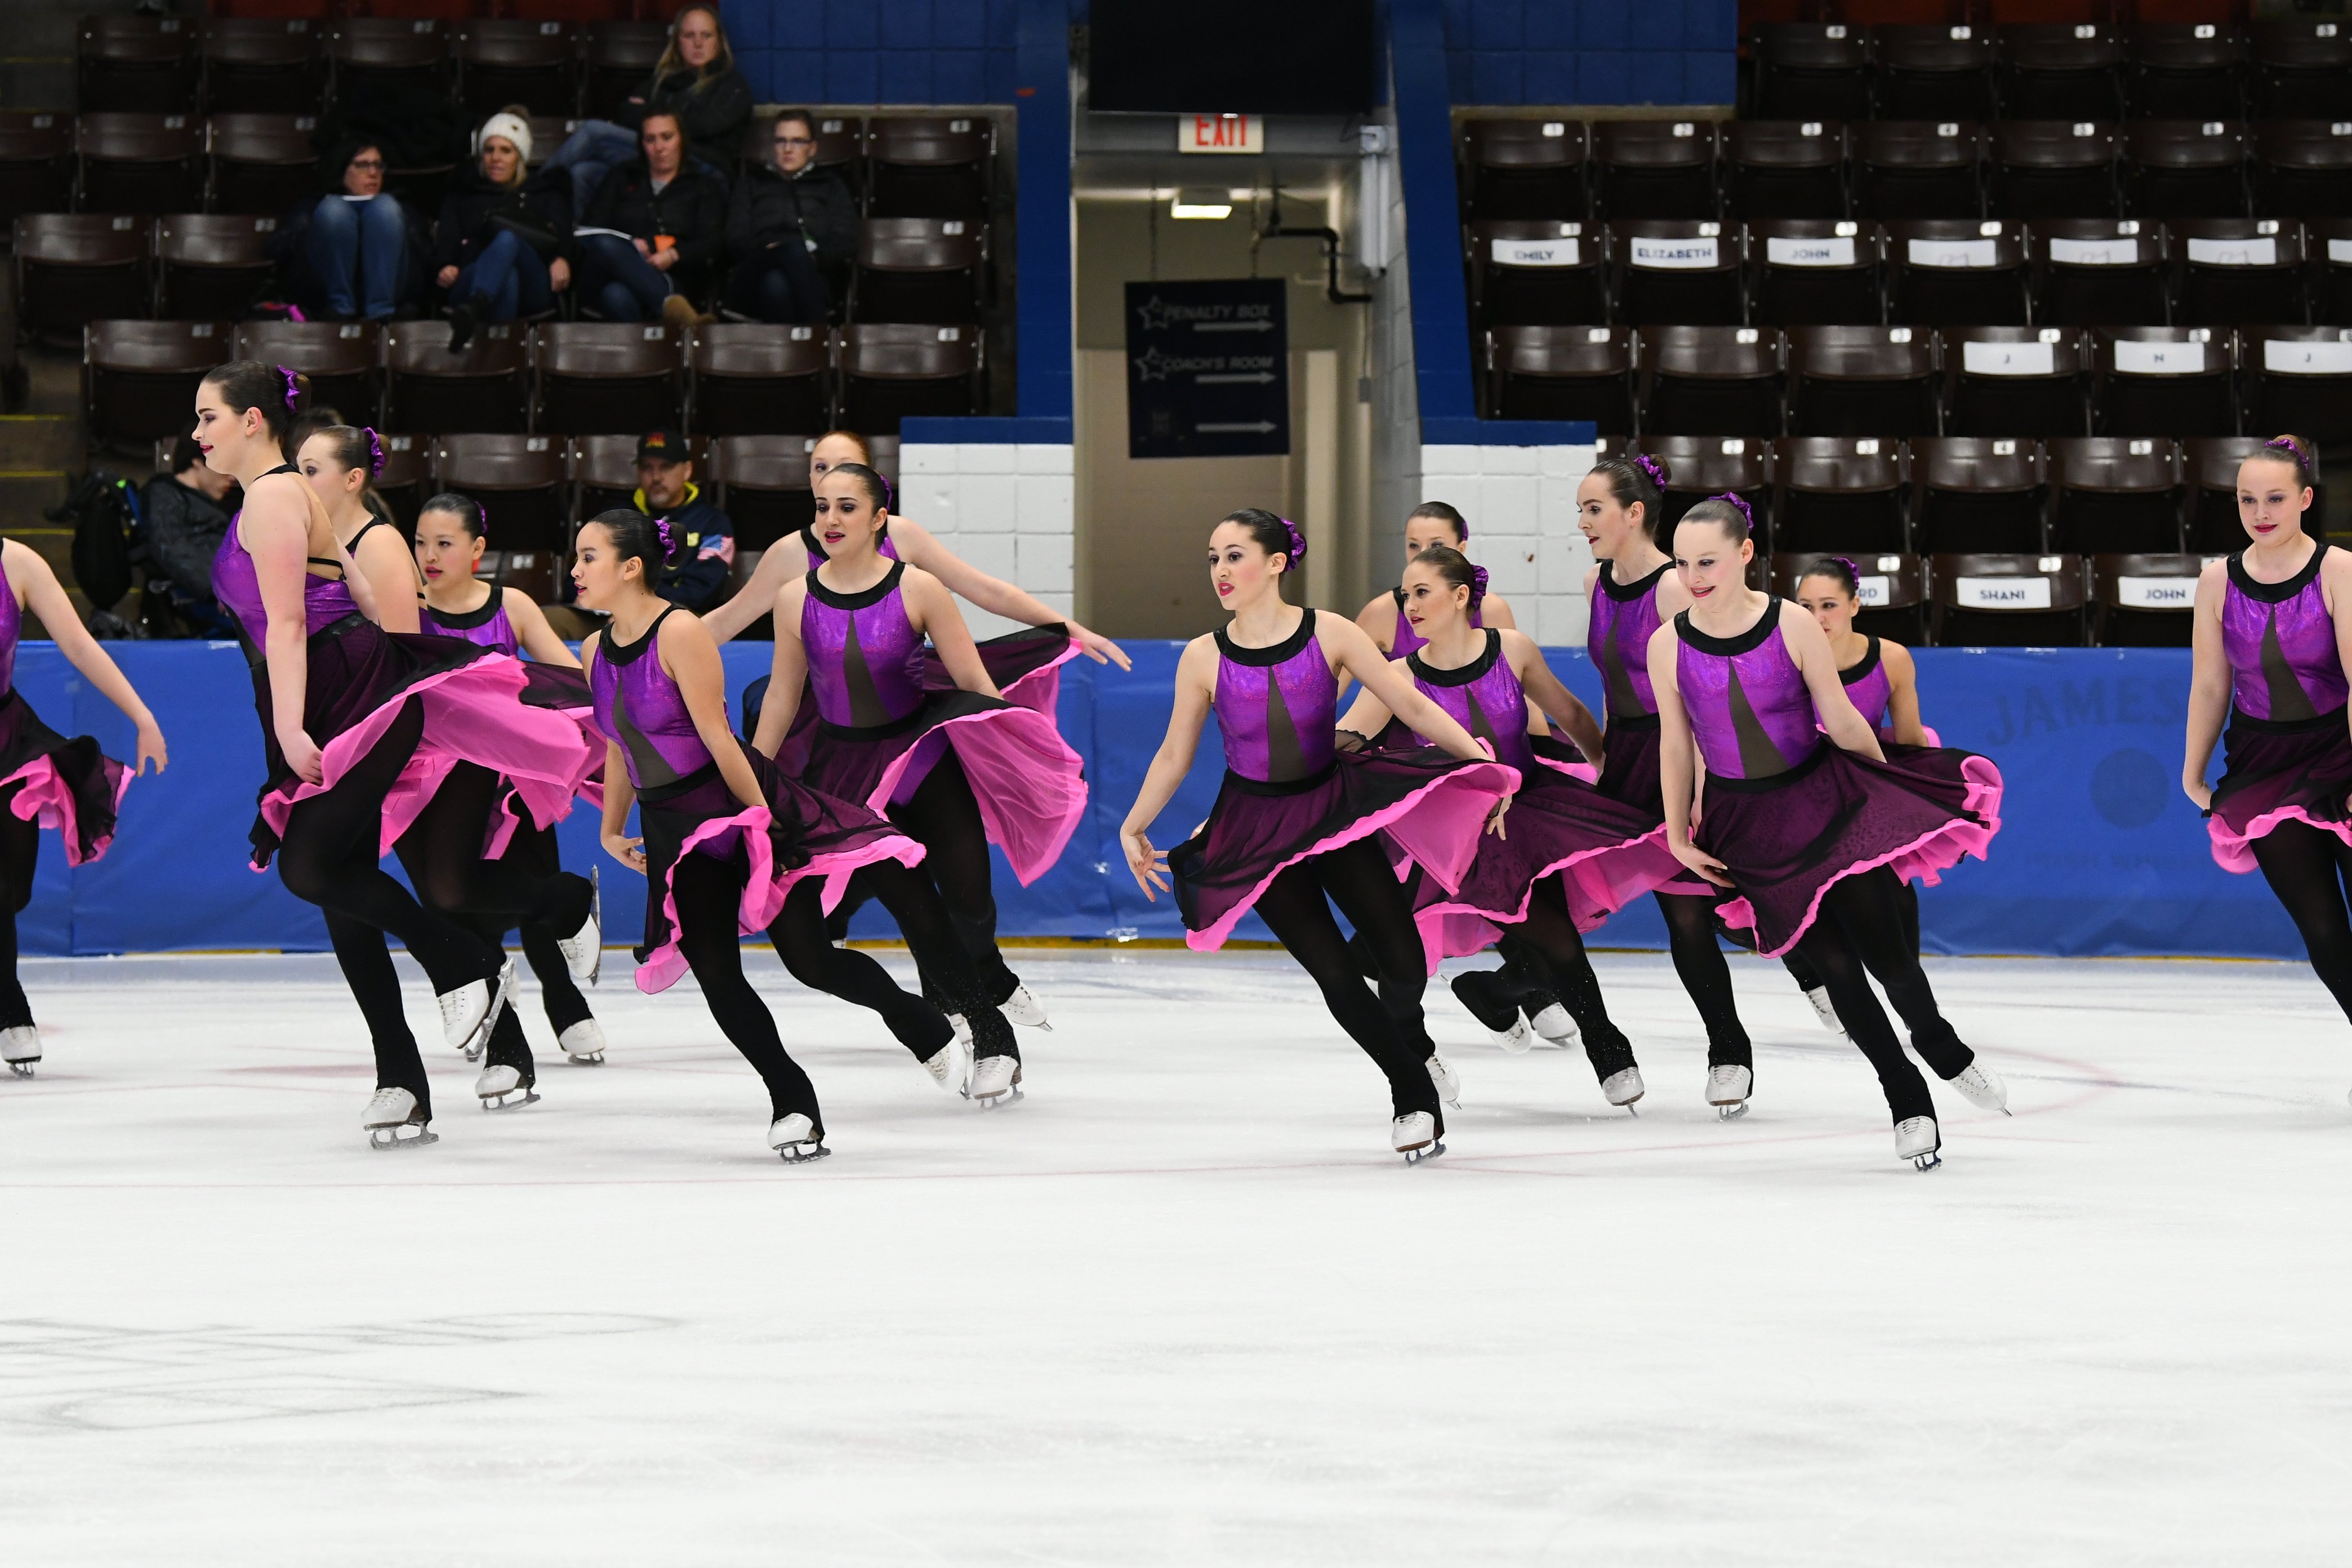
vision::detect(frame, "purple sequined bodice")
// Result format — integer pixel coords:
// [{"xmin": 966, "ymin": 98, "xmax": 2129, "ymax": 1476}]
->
[
  {"xmin": 2224, "ymin": 546, "xmax": 2349, "ymax": 722},
  {"xmin": 1588, "ymin": 560, "xmax": 1669, "ymax": 719},
  {"xmin": 212, "ymin": 522, "xmax": 361, "ymax": 647},
  {"xmin": 1842, "ymin": 636, "xmax": 1895, "ymax": 734},
  {"xmin": 589, "ymin": 609, "xmax": 714, "ymax": 790},
  {"xmin": 0, "ymin": 547, "xmax": 18, "ymax": 694},
  {"xmin": 800, "ymin": 560, "xmax": 928, "ymax": 729},
  {"xmin": 1409, "ymin": 631, "xmax": 1534, "ymax": 776},
  {"xmin": 1674, "ymin": 602, "xmax": 1822, "ymax": 781},
  {"xmin": 1387, "ymin": 586, "xmax": 1481, "ymax": 661},
  {"xmin": 1214, "ymin": 611, "xmax": 1337, "ymax": 784},
  {"xmin": 420, "ymin": 590, "xmax": 519, "ymax": 656}
]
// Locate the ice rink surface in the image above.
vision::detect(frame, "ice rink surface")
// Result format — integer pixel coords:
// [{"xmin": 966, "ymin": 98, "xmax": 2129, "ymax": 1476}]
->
[{"xmin": 3, "ymin": 945, "xmax": 2349, "ymax": 1566}]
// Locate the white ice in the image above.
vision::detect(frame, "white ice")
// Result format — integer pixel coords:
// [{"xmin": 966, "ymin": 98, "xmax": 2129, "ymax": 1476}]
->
[{"xmin": 4, "ymin": 946, "xmax": 2351, "ymax": 1566}]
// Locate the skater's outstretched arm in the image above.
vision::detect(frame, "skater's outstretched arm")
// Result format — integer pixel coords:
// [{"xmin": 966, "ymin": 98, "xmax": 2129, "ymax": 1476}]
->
[
  {"xmin": 505, "ymin": 588, "xmax": 581, "ymax": 669},
  {"xmin": 2182, "ymin": 560, "xmax": 2232, "ymax": 810},
  {"xmin": 242, "ymin": 472, "xmax": 327, "ymax": 784},
  {"xmin": 902, "ymin": 567, "xmax": 1002, "ymax": 700},
  {"xmin": 658, "ymin": 612, "xmax": 767, "ymax": 812},
  {"xmin": 886, "ymin": 515, "xmax": 1130, "ymax": 671},
  {"xmin": 1, "ymin": 541, "xmax": 165, "ymax": 774},
  {"xmin": 1333, "ymin": 656, "xmax": 1408, "ymax": 741},
  {"xmin": 583, "ymin": 635, "xmax": 645, "ymax": 875},
  {"xmin": 699, "ymin": 545, "xmax": 795, "ymax": 645},
  {"xmin": 1502, "ymin": 629, "xmax": 1603, "ymax": 763},
  {"xmin": 1117, "ymin": 635, "xmax": 1218, "ymax": 899},
  {"xmin": 1881, "ymin": 640, "xmax": 1927, "ymax": 747},
  {"xmin": 1648, "ymin": 622, "xmax": 1730, "ymax": 887},
  {"xmin": 1324, "ymin": 613, "xmax": 1494, "ymax": 767},
  {"xmin": 1780, "ymin": 602, "xmax": 1885, "ymax": 763},
  {"xmin": 747, "ymin": 577, "xmax": 810, "ymax": 760}
]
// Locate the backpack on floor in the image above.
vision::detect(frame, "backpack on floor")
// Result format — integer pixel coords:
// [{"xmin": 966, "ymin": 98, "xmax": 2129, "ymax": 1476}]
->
[{"xmin": 45, "ymin": 469, "xmax": 143, "ymax": 617}]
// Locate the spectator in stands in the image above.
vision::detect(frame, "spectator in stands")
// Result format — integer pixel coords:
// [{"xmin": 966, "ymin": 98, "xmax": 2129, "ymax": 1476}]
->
[
  {"xmin": 544, "ymin": 4, "xmax": 751, "ymax": 215},
  {"xmin": 139, "ymin": 435, "xmax": 239, "ymax": 638},
  {"xmin": 577, "ymin": 111, "xmax": 727, "ymax": 331},
  {"xmin": 630, "ymin": 429, "xmax": 733, "ymax": 613},
  {"xmin": 433, "ymin": 109, "xmax": 574, "ymax": 351},
  {"xmin": 724, "ymin": 109, "xmax": 857, "ymax": 325},
  {"xmin": 294, "ymin": 140, "xmax": 426, "ymax": 323}
]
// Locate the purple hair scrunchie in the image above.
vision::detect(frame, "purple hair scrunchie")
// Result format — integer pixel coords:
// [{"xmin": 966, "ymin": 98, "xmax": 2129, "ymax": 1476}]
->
[
  {"xmin": 1279, "ymin": 517, "xmax": 1307, "ymax": 572},
  {"xmin": 276, "ymin": 364, "xmax": 300, "ymax": 409},
  {"xmin": 362, "ymin": 426, "xmax": 384, "ymax": 479},
  {"xmin": 1831, "ymin": 555, "xmax": 1860, "ymax": 577},
  {"xmin": 1634, "ymin": 453, "xmax": 1666, "ymax": 490},
  {"xmin": 1712, "ymin": 491, "xmax": 1756, "ymax": 533},
  {"xmin": 2266, "ymin": 435, "xmax": 2300, "ymax": 451},
  {"xmin": 653, "ymin": 515, "xmax": 676, "ymax": 560},
  {"xmin": 1469, "ymin": 563, "xmax": 1490, "ymax": 611}
]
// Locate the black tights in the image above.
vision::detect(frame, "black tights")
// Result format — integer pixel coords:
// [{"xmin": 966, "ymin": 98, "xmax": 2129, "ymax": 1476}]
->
[
  {"xmin": 672, "ymin": 848, "xmax": 821, "ymax": 1132},
  {"xmin": 770, "ymin": 857, "xmax": 1012, "ymax": 1061},
  {"xmin": 1787, "ymin": 866, "xmax": 1975, "ymax": 1125},
  {"xmin": 2250, "ymin": 819, "xmax": 2352, "ymax": 1026},
  {"xmin": 886, "ymin": 751, "xmax": 1019, "ymax": 1002},
  {"xmin": 1658, "ymin": 891, "xmax": 1752, "ymax": 1069},
  {"xmin": 0, "ymin": 792, "xmax": 38, "ymax": 1031},
  {"xmin": 1781, "ymin": 880, "xmax": 1918, "ymax": 995},
  {"xmin": 1503, "ymin": 879, "xmax": 1637, "ymax": 1080},
  {"xmin": 1253, "ymin": 837, "xmax": 1442, "ymax": 1125}
]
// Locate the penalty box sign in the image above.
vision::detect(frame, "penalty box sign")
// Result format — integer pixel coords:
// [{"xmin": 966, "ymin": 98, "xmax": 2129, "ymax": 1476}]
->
[{"xmin": 1126, "ymin": 279, "xmax": 1289, "ymax": 459}]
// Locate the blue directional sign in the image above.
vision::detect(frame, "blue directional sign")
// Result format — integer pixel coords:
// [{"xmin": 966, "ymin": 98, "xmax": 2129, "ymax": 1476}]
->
[{"xmin": 1125, "ymin": 278, "xmax": 1290, "ymax": 458}]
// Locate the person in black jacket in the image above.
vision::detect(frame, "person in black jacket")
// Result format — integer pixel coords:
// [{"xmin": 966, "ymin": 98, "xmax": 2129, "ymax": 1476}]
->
[
  {"xmin": 577, "ymin": 110, "xmax": 727, "ymax": 328},
  {"xmin": 431, "ymin": 110, "xmax": 576, "ymax": 350},
  {"xmin": 545, "ymin": 4, "xmax": 752, "ymax": 215},
  {"xmin": 724, "ymin": 110, "xmax": 858, "ymax": 325},
  {"xmin": 631, "ymin": 429, "xmax": 734, "ymax": 613},
  {"xmin": 139, "ymin": 435, "xmax": 240, "ymax": 638}
]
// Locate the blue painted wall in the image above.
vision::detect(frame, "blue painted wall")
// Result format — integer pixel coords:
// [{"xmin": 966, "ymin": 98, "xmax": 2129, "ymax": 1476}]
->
[
  {"xmin": 724, "ymin": 0, "xmax": 1022, "ymax": 107},
  {"xmin": 1439, "ymin": 0, "xmax": 1738, "ymax": 106}
]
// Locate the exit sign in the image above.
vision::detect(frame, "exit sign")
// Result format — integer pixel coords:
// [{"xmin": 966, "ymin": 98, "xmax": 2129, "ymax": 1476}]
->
[{"xmin": 1180, "ymin": 114, "xmax": 1264, "ymax": 153}]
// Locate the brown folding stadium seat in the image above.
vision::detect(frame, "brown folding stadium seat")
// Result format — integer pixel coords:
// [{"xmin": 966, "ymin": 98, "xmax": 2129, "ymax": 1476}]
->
[
  {"xmin": 532, "ymin": 322, "xmax": 685, "ymax": 436},
  {"xmin": 1772, "ymin": 436, "xmax": 1910, "ymax": 555},
  {"xmin": 326, "ymin": 20, "xmax": 453, "ymax": 103},
  {"xmin": 1638, "ymin": 326, "xmax": 1785, "ymax": 437},
  {"xmin": 1599, "ymin": 434, "xmax": 1774, "ymax": 541},
  {"xmin": 1787, "ymin": 326, "xmax": 1939, "ymax": 437},
  {"xmin": 155, "ymin": 214, "xmax": 278, "ymax": 319},
  {"xmin": 77, "ymin": 114, "xmax": 204, "ymax": 215},
  {"xmin": 1749, "ymin": 219, "xmax": 1882, "ymax": 327},
  {"xmin": 1725, "ymin": 122, "xmax": 1848, "ymax": 222},
  {"xmin": 687, "ymin": 324, "xmax": 831, "ymax": 436},
  {"xmin": 2090, "ymin": 553, "xmax": 2200, "ymax": 645},
  {"xmin": 2249, "ymin": 20, "xmax": 2352, "ymax": 122},
  {"xmin": 455, "ymin": 20, "xmax": 580, "ymax": 119},
  {"xmin": 709, "ymin": 435, "xmax": 817, "ymax": 553},
  {"xmin": 0, "ymin": 113, "xmax": 75, "ymax": 228},
  {"xmin": 838, "ymin": 324, "xmax": 982, "ymax": 434},
  {"xmin": 2127, "ymin": 24, "xmax": 2246, "ymax": 123},
  {"xmin": 850, "ymin": 218, "xmax": 987, "ymax": 326},
  {"xmin": 1930, "ymin": 552, "xmax": 2088, "ymax": 646},
  {"xmin": 1609, "ymin": 221, "xmax": 1744, "ymax": 327},
  {"xmin": 1459, "ymin": 119, "xmax": 1591, "ymax": 224},
  {"xmin": 582, "ymin": 23, "xmax": 667, "ymax": 122},
  {"xmin": 2047, "ymin": 436, "xmax": 2183, "ymax": 554},
  {"xmin": 372, "ymin": 430, "xmax": 427, "ymax": 533},
  {"xmin": 14, "ymin": 215, "xmax": 150, "ymax": 345},
  {"xmin": 2029, "ymin": 219, "xmax": 2168, "ymax": 327},
  {"xmin": 1873, "ymin": 26, "xmax": 1998, "ymax": 123},
  {"xmin": 384, "ymin": 320, "xmax": 528, "ymax": 433},
  {"xmin": 85, "ymin": 320, "xmax": 231, "ymax": 453},
  {"xmin": 1854, "ymin": 122, "xmax": 1985, "ymax": 221},
  {"xmin": 1989, "ymin": 120, "xmax": 2122, "ymax": 221},
  {"xmin": 1772, "ymin": 549, "xmax": 1927, "ymax": 642},
  {"xmin": 78, "ymin": 16, "xmax": 197, "ymax": 115},
  {"xmin": 2167, "ymin": 220, "xmax": 2305, "ymax": 326},
  {"xmin": 571, "ymin": 432, "xmax": 709, "ymax": 519},
  {"xmin": 1995, "ymin": 25, "xmax": 2126, "ymax": 123},
  {"xmin": 1752, "ymin": 25, "xmax": 1870, "ymax": 123},
  {"xmin": 2253, "ymin": 122, "xmax": 2352, "ymax": 221},
  {"xmin": 808, "ymin": 114, "xmax": 867, "ymax": 203},
  {"xmin": 233, "ymin": 319, "xmax": 382, "ymax": 427},
  {"xmin": 207, "ymin": 114, "xmax": 322, "ymax": 217},
  {"xmin": 433, "ymin": 434, "xmax": 567, "ymax": 552},
  {"xmin": 1593, "ymin": 121, "xmax": 1719, "ymax": 223},
  {"xmin": 1910, "ymin": 436, "xmax": 2046, "ymax": 554},
  {"xmin": 200, "ymin": 18, "xmax": 324, "ymax": 116},
  {"xmin": 2240, "ymin": 327, "xmax": 2352, "ymax": 448},
  {"xmin": 1943, "ymin": 326, "xmax": 2092, "ymax": 437},
  {"xmin": 1484, "ymin": 326, "xmax": 1634, "ymax": 432},
  {"xmin": 2093, "ymin": 327, "xmax": 2237, "ymax": 438},
  {"xmin": 482, "ymin": 549, "xmax": 562, "ymax": 608},
  {"xmin": 1468, "ymin": 221, "xmax": 1602, "ymax": 327},
  {"xmin": 865, "ymin": 116, "xmax": 993, "ymax": 223},
  {"xmin": 2124, "ymin": 122, "xmax": 2250, "ymax": 222},
  {"xmin": 1885, "ymin": 219, "xmax": 2028, "ymax": 326},
  {"xmin": 2318, "ymin": 218, "xmax": 2352, "ymax": 325},
  {"xmin": 526, "ymin": 117, "xmax": 576, "ymax": 170}
]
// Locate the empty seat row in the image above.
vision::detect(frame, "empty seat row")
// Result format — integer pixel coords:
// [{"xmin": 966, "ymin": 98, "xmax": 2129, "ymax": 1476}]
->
[
  {"xmin": 1596, "ymin": 434, "xmax": 2304, "ymax": 560},
  {"xmin": 1752, "ymin": 21, "xmax": 2352, "ymax": 124},
  {"xmin": 81, "ymin": 319, "xmax": 983, "ymax": 448},
  {"xmin": 1459, "ymin": 117, "xmax": 2352, "ymax": 224},
  {"xmin": 1489, "ymin": 323, "xmax": 2352, "ymax": 440},
  {"xmin": 1761, "ymin": 550, "xmax": 2205, "ymax": 650},
  {"xmin": 1471, "ymin": 217, "xmax": 2352, "ymax": 330}
]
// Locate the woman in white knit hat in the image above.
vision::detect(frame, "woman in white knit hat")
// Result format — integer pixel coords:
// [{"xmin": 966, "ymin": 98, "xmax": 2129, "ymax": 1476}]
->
[{"xmin": 428, "ymin": 108, "xmax": 577, "ymax": 351}]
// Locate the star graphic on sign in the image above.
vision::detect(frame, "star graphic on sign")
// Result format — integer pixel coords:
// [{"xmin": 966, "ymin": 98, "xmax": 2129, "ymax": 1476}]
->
[
  {"xmin": 1135, "ymin": 295, "xmax": 1178, "ymax": 332},
  {"xmin": 1133, "ymin": 347, "xmax": 1173, "ymax": 382}
]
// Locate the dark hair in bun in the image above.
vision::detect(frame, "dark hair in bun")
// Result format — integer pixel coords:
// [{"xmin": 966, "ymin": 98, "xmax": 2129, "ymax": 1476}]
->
[
  {"xmin": 201, "ymin": 359, "xmax": 310, "ymax": 448},
  {"xmin": 1588, "ymin": 453, "xmax": 1670, "ymax": 542},
  {"xmin": 580, "ymin": 506, "xmax": 685, "ymax": 577},
  {"xmin": 2249, "ymin": 433, "xmax": 2318, "ymax": 489}
]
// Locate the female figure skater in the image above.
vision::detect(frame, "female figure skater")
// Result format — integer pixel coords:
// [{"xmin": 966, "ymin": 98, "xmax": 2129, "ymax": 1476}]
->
[
  {"xmin": 1652, "ymin": 497, "xmax": 2009, "ymax": 1169},
  {"xmin": 1578, "ymin": 454, "xmax": 1758, "ymax": 1108},
  {"xmin": 576, "ymin": 510, "xmax": 1005, "ymax": 1159},
  {"xmin": 1353, "ymin": 500, "xmax": 1521, "ymax": 654},
  {"xmin": 2185, "ymin": 435, "xmax": 2352, "ymax": 1103},
  {"xmin": 1119, "ymin": 511, "xmax": 1518, "ymax": 1162},
  {"xmin": 1336, "ymin": 546, "xmax": 1683, "ymax": 1110},
  {"xmin": 416, "ymin": 492, "xmax": 610, "ymax": 1070},
  {"xmin": 749, "ymin": 464, "xmax": 1089, "ymax": 1102},
  {"xmin": 199, "ymin": 362, "xmax": 595, "ymax": 1148},
  {"xmin": 0, "ymin": 541, "xmax": 166, "ymax": 1076},
  {"xmin": 296, "ymin": 422, "xmax": 420, "ymax": 632}
]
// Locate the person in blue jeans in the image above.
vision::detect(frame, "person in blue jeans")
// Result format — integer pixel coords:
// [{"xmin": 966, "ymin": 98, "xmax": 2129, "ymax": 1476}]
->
[
  {"xmin": 576, "ymin": 110, "xmax": 727, "ymax": 328},
  {"xmin": 305, "ymin": 142, "xmax": 417, "ymax": 322},
  {"xmin": 431, "ymin": 110, "xmax": 575, "ymax": 351},
  {"xmin": 544, "ymin": 3, "xmax": 750, "ymax": 213}
]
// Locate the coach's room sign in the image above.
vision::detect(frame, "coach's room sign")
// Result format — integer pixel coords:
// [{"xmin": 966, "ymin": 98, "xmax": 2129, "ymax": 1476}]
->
[{"xmin": 1125, "ymin": 278, "xmax": 1290, "ymax": 460}]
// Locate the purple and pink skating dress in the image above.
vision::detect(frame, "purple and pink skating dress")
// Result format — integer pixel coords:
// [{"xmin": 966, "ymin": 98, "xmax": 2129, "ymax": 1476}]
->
[
  {"xmin": 421, "ymin": 585, "xmax": 605, "ymax": 848},
  {"xmin": 796, "ymin": 559, "xmax": 1086, "ymax": 887},
  {"xmin": 2206, "ymin": 545, "xmax": 2352, "ymax": 871},
  {"xmin": 0, "ymin": 549, "xmax": 130, "ymax": 866},
  {"xmin": 1169, "ymin": 609, "xmax": 1518, "ymax": 951},
  {"xmin": 212, "ymin": 479, "xmax": 595, "ymax": 870},
  {"xmin": 1584, "ymin": 557, "xmax": 1721, "ymax": 894},
  {"xmin": 587, "ymin": 605, "xmax": 924, "ymax": 993},
  {"xmin": 1677, "ymin": 600, "xmax": 2001, "ymax": 958}
]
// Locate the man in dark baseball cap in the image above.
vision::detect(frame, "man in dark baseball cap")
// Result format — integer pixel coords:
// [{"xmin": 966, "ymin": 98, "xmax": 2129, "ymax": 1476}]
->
[{"xmin": 631, "ymin": 427, "xmax": 734, "ymax": 612}]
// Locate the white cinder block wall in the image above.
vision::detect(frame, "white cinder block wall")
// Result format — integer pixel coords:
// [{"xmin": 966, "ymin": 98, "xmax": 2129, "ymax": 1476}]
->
[
  {"xmin": 1414, "ymin": 442, "xmax": 1598, "ymax": 647},
  {"xmin": 896, "ymin": 442, "xmax": 1077, "ymax": 638}
]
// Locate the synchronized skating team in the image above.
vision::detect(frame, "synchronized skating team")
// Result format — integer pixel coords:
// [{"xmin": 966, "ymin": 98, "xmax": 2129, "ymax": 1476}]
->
[{"xmin": 0, "ymin": 363, "xmax": 2341, "ymax": 1169}]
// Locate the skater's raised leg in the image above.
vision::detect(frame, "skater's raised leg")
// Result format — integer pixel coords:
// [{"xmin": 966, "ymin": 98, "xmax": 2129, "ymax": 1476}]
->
[
  {"xmin": 1513, "ymin": 878, "xmax": 1643, "ymax": 1104},
  {"xmin": 887, "ymin": 750, "xmax": 1038, "ymax": 1021},
  {"xmin": 674, "ymin": 849, "xmax": 823, "ymax": 1137}
]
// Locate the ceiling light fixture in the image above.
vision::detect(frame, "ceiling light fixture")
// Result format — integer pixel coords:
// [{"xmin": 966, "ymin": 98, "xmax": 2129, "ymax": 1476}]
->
[{"xmin": 1170, "ymin": 186, "xmax": 1233, "ymax": 220}]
